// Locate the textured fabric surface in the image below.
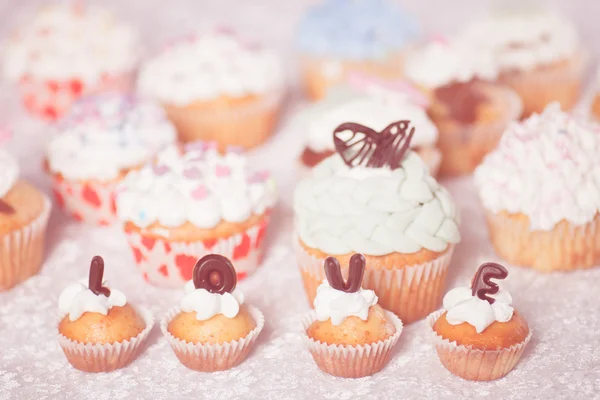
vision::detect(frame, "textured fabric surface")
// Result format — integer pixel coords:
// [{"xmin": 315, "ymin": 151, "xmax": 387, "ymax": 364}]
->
[{"xmin": 1, "ymin": 0, "xmax": 600, "ymax": 399}]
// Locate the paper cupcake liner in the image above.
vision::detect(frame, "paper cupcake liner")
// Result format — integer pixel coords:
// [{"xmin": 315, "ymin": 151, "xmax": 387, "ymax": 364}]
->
[
  {"xmin": 301, "ymin": 310, "xmax": 403, "ymax": 378},
  {"xmin": 124, "ymin": 217, "xmax": 269, "ymax": 288},
  {"xmin": 485, "ymin": 210, "xmax": 600, "ymax": 272},
  {"xmin": 427, "ymin": 310, "xmax": 532, "ymax": 381},
  {"xmin": 295, "ymin": 241, "xmax": 454, "ymax": 324},
  {"xmin": 161, "ymin": 306, "xmax": 264, "ymax": 372},
  {"xmin": 51, "ymin": 174, "xmax": 118, "ymax": 226},
  {"xmin": 18, "ymin": 71, "xmax": 134, "ymax": 121},
  {"xmin": 57, "ymin": 307, "xmax": 154, "ymax": 373}
]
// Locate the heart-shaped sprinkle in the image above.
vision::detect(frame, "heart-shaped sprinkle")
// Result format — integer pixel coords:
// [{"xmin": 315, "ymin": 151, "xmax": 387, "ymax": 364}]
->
[
  {"xmin": 152, "ymin": 164, "xmax": 170, "ymax": 176},
  {"xmin": 191, "ymin": 185, "xmax": 208, "ymax": 200},
  {"xmin": 183, "ymin": 167, "xmax": 202, "ymax": 179},
  {"xmin": 215, "ymin": 165, "xmax": 231, "ymax": 177}
]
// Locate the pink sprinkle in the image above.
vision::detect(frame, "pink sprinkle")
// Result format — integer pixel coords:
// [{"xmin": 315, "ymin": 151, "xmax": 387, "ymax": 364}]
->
[
  {"xmin": 249, "ymin": 170, "xmax": 269, "ymax": 183},
  {"xmin": 191, "ymin": 185, "xmax": 208, "ymax": 200},
  {"xmin": 215, "ymin": 165, "xmax": 231, "ymax": 177},
  {"xmin": 152, "ymin": 164, "xmax": 170, "ymax": 176},
  {"xmin": 183, "ymin": 167, "xmax": 202, "ymax": 179}
]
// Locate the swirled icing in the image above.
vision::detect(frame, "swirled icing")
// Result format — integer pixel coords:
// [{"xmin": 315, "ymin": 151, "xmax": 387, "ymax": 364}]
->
[
  {"xmin": 294, "ymin": 152, "xmax": 460, "ymax": 255},
  {"xmin": 3, "ymin": 4, "xmax": 139, "ymax": 83},
  {"xmin": 58, "ymin": 279, "xmax": 127, "ymax": 322},
  {"xmin": 47, "ymin": 94, "xmax": 177, "ymax": 181},
  {"xmin": 116, "ymin": 144, "xmax": 277, "ymax": 229},
  {"xmin": 0, "ymin": 150, "xmax": 19, "ymax": 197},
  {"xmin": 314, "ymin": 280, "xmax": 378, "ymax": 326},
  {"xmin": 443, "ymin": 286, "xmax": 513, "ymax": 333},
  {"xmin": 474, "ymin": 103, "xmax": 600, "ymax": 231},
  {"xmin": 181, "ymin": 280, "xmax": 244, "ymax": 321},
  {"xmin": 137, "ymin": 31, "xmax": 284, "ymax": 106}
]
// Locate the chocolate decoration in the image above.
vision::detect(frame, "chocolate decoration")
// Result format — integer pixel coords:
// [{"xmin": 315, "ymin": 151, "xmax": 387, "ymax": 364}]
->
[
  {"xmin": 88, "ymin": 256, "xmax": 111, "ymax": 297},
  {"xmin": 433, "ymin": 82, "xmax": 488, "ymax": 124},
  {"xmin": 0, "ymin": 199, "xmax": 15, "ymax": 214},
  {"xmin": 333, "ymin": 120, "xmax": 415, "ymax": 170},
  {"xmin": 471, "ymin": 262, "xmax": 509, "ymax": 304},
  {"xmin": 193, "ymin": 254, "xmax": 237, "ymax": 294},
  {"xmin": 324, "ymin": 254, "xmax": 366, "ymax": 293}
]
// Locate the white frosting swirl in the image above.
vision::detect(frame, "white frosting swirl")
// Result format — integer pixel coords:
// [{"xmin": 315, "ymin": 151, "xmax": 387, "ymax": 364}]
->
[
  {"xmin": 137, "ymin": 31, "xmax": 284, "ymax": 106},
  {"xmin": 47, "ymin": 94, "xmax": 177, "ymax": 181},
  {"xmin": 314, "ymin": 280, "xmax": 378, "ymax": 326},
  {"xmin": 0, "ymin": 150, "xmax": 19, "ymax": 197},
  {"xmin": 475, "ymin": 103, "xmax": 600, "ymax": 231},
  {"xmin": 58, "ymin": 279, "xmax": 127, "ymax": 322},
  {"xmin": 116, "ymin": 144, "xmax": 277, "ymax": 229},
  {"xmin": 181, "ymin": 280, "xmax": 244, "ymax": 321},
  {"xmin": 3, "ymin": 4, "xmax": 139, "ymax": 83},
  {"xmin": 443, "ymin": 286, "xmax": 513, "ymax": 333},
  {"xmin": 294, "ymin": 152, "xmax": 460, "ymax": 255}
]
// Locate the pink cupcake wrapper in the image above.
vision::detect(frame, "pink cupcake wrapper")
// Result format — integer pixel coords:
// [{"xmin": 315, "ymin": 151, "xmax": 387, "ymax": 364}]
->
[
  {"xmin": 161, "ymin": 306, "xmax": 265, "ymax": 372},
  {"xmin": 57, "ymin": 307, "xmax": 154, "ymax": 373},
  {"xmin": 426, "ymin": 310, "xmax": 533, "ymax": 381},
  {"xmin": 301, "ymin": 310, "xmax": 403, "ymax": 378}
]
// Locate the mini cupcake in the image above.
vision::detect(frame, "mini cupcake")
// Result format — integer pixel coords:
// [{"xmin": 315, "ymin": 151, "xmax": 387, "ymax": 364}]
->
[
  {"xmin": 302, "ymin": 254, "xmax": 403, "ymax": 378},
  {"xmin": 0, "ymin": 149, "xmax": 51, "ymax": 290},
  {"xmin": 116, "ymin": 143, "xmax": 277, "ymax": 287},
  {"xmin": 161, "ymin": 254, "xmax": 264, "ymax": 372},
  {"xmin": 137, "ymin": 30, "xmax": 285, "ymax": 150},
  {"xmin": 428, "ymin": 262, "xmax": 531, "ymax": 381},
  {"xmin": 405, "ymin": 37, "xmax": 522, "ymax": 176},
  {"xmin": 3, "ymin": 4, "xmax": 139, "ymax": 120},
  {"xmin": 298, "ymin": 73, "xmax": 440, "ymax": 176},
  {"xmin": 295, "ymin": 0, "xmax": 419, "ymax": 101},
  {"xmin": 475, "ymin": 103, "xmax": 600, "ymax": 272},
  {"xmin": 294, "ymin": 120, "xmax": 460, "ymax": 323},
  {"xmin": 57, "ymin": 256, "xmax": 153, "ymax": 372},
  {"xmin": 460, "ymin": 8, "xmax": 586, "ymax": 118},
  {"xmin": 46, "ymin": 93, "xmax": 176, "ymax": 225}
]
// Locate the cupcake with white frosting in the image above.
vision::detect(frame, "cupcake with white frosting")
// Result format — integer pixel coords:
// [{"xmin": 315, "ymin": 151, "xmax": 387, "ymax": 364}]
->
[
  {"xmin": 3, "ymin": 4, "xmax": 139, "ymax": 120},
  {"xmin": 428, "ymin": 262, "xmax": 531, "ymax": 381},
  {"xmin": 137, "ymin": 30, "xmax": 285, "ymax": 150},
  {"xmin": 294, "ymin": 120, "xmax": 460, "ymax": 323},
  {"xmin": 405, "ymin": 37, "xmax": 522, "ymax": 176},
  {"xmin": 57, "ymin": 256, "xmax": 153, "ymax": 372},
  {"xmin": 0, "ymin": 149, "xmax": 51, "ymax": 290},
  {"xmin": 161, "ymin": 254, "xmax": 264, "ymax": 371},
  {"xmin": 116, "ymin": 143, "xmax": 277, "ymax": 287},
  {"xmin": 475, "ymin": 103, "xmax": 600, "ymax": 271},
  {"xmin": 301, "ymin": 254, "xmax": 403, "ymax": 378},
  {"xmin": 46, "ymin": 93, "xmax": 176, "ymax": 225}
]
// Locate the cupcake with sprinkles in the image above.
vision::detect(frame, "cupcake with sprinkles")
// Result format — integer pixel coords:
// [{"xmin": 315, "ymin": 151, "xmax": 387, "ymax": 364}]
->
[
  {"xmin": 295, "ymin": 0, "xmax": 419, "ymax": 101},
  {"xmin": 294, "ymin": 120, "xmax": 460, "ymax": 323},
  {"xmin": 137, "ymin": 30, "xmax": 285, "ymax": 150},
  {"xmin": 161, "ymin": 254, "xmax": 264, "ymax": 371},
  {"xmin": 46, "ymin": 93, "xmax": 176, "ymax": 225},
  {"xmin": 116, "ymin": 143, "xmax": 277, "ymax": 287},
  {"xmin": 428, "ymin": 262, "xmax": 531, "ymax": 381},
  {"xmin": 3, "ymin": 3, "xmax": 139, "ymax": 120},
  {"xmin": 475, "ymin": 103, "xmax": 600, "ymax": 272}
]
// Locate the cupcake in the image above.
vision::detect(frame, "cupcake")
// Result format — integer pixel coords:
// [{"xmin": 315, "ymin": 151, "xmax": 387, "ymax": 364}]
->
[
  {"xmin": 116, "ymin": 143, "xmax": 277, "ymax": 287},
  {"xmin": 3, "ymin": 4, "xmax": 139, "ymax": 120},
  {"xmin": 46, "ymin": 94, "xmax": 176, "ymax": 225},
  {"xmin": 298, "ymin": 73, "xmax": 440, "ymax": 176},
  {"xmin": 294, "ymin": 120, "xmax": 461, "ymax": 323},
  {"xmin": 0, "ymin": 149, "xmax": 51, "ymax": 291},
  {"xmin": 295, "ymin": 0, "xmax": 419, "ymax": 101},
  {"xmin": 302, "ymin": 254, "xmax": 403, "ymax": 378},
  {"xmin": 57, "ymin": 256, "xmax": 153, "ymax": 372},
  {"xmin": 428, "ymin": 262, "xmax": 531, "ymax": 381},
  {"xmin": 137, "ymin": 30, "xmax": 285, "ymax": 150},
  {"xmin": 161, "ymin": 254, "xmax": 264, "ymax": 372},
  {"xmin": 460, "ymin": 8, "xmax": 586, "ymax": 118},
  {"xmin": 475, "ymin": 103, "xmax": 600, "ymax": 272},
  {"xmin": 405, "ymin": 37, "xmax": 522, "ymax": 176}
]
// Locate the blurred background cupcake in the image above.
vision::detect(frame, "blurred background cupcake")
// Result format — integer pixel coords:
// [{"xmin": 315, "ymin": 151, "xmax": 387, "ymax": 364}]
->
[
  {"xmin": 2, "ymin": 3, "xmax": 139, "ymax": 121},
  {"xmin": 295, "ymin": 0, "xmax": 420, "ymax": 101},
  {"xmin": 137, "ymin": 30, "xmax": 285, "ymax": 150}
]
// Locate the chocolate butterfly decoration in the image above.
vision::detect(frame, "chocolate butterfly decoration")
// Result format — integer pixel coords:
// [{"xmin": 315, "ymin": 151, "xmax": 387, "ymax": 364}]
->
[
  {"xmin": 193, "ymin": 254, "xmax": 237, "ymax": 295},
  {"xmin": 471, "ymin": 262, "xmax": 509, "ymax": 304},
  {"xmin": 88, "ymin": 256, "xmax": 111, "ymax": 297},
  {"xmin": 0, "ymin": 199, "xmax": 15, "ymax": 214},
  {"xmin": 324, "ymin": 254, "xmax": 366, "ymax": 293},
  {"xmin": 333, "ymin": 120, "xmax": 415, "ymax": 170}
]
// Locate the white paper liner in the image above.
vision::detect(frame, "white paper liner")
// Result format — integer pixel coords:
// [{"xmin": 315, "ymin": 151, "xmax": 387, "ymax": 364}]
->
[
  {"xmin": 301, "ymin": 310, "xmax": 403, "ymax": 378},
  {"xmin": 161, "ymin": 306, "xmax": 265, "ymax": 372},
  {"xmin": 57, "ymin": 307, "xmax": 154, "ymax": 373},
  {"xmin": 426, "ymin": 310, "xmax": 532, "ymax": 381}
]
